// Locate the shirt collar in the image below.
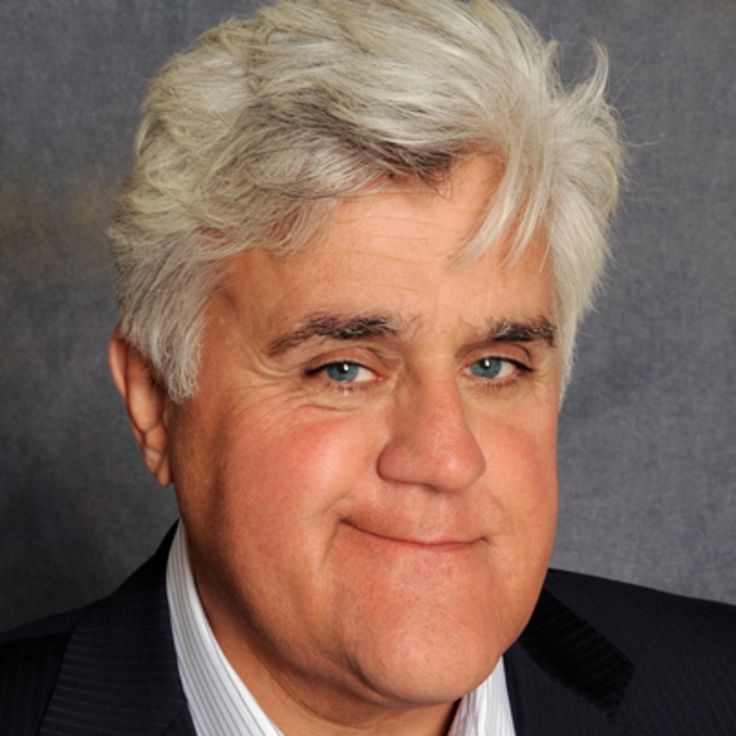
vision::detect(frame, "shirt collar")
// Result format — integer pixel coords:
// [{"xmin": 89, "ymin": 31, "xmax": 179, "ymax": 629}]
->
[{"xmin": 167, "ymin": 523, "xmax": 516, "ymax": 736}]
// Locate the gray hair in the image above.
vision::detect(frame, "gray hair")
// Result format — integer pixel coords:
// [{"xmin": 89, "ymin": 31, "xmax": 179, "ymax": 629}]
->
[{"xmin": 108, "ymin": 0, "xmax": 624, "ymax": 401}]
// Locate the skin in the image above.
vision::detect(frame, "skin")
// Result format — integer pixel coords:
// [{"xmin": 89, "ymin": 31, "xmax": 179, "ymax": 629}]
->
[{"xmin": 110, "ymin": 155, "xmax": 561, "ymax": 735}]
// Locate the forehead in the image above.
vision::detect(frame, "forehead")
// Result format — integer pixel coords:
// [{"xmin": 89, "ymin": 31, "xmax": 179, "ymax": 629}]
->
[
  {"xmin": 219, "ymin": 155, "xmax": 554, "ymax": 337},
  {"xmin": 332, "ymin": 155, "xmax": 501, "ymax": 255}
]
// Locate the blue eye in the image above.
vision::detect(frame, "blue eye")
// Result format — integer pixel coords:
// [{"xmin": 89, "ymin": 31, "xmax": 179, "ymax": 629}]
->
[
  {"xmin": 324, "ymin": 362, "xmax": 362, "ymax": 382},
  {"xmin": 470, "ymin": 357, "xmax": 505, "ymax": 379},
  {"xmin": 307, "ymin": 360, "xmax": 376, "ymax": 387}
]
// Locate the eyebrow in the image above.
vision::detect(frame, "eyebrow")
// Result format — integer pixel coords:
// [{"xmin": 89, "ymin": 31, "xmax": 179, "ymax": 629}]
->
[
  {"xmin": 488, "ymin": 318, "xmax": 557, "ymax": 347},
  {"xmin": 265, "ymin": 313, "xmax": 401, "ymax": 357},
  {"xmin": 265, "ymin": 312, "xmax": 557, "ymax": 358}
]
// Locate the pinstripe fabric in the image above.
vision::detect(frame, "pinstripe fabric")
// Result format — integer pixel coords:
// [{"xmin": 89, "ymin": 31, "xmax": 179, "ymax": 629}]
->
[
  {"xmin": 531, "ymin": 570, "xmax": 736, "ymax": 736},
  {"xmin": 504, "ymin": 640, "xmax": 638, "ymax": 736},
  {"xmin": 0, "ymin": 631, "xmax": 69, "ymax": 736},
  {"xmin": 166, "ymin": 526, "xmax": 280, "ymax": 736},
  {"xmin": 1, "ymin": 607, "xmax": 90, "ymax": 735},
  {"xmin": 2, "ymin": 527, "xmax": 736, "ymax": 735},
  {"xmin": 26, "ymin": 529, "xmax": 195, "ymax": 736},
  {"xmin": 516, "ymin": 588, "xmax": 634, "ymax": 716},
  {"xmin": 448, "ymin": 662, "xmax": 516, "ymax": 736},
  {"xmin": 166, "ymin": 524, "xmax": 517, "ymax": 736},
  {"xmin": 504, "ymin": 569, "xmax": 736, "ymax": 736}
]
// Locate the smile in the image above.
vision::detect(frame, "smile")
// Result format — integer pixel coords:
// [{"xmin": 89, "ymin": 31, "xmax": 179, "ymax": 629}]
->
[{"xmin": 345, "ymin": 522, "xmax": 484, "ymax": 551}]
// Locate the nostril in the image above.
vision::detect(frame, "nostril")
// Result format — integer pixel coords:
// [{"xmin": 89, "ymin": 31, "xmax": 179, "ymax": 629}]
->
[{"xmin": 376, "ymin": 399, "xmax": 486, "ymax": 493}]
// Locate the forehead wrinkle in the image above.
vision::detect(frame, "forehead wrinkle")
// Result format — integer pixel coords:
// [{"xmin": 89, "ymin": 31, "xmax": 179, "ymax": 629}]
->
[{"xmin": 335, "ymin": 198, "xmax": 486, "ymax": 245}]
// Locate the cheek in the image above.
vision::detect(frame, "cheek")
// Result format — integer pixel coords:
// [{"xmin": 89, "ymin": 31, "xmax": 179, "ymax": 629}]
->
[
  {"xmin": 213, "ymin": 407, "xmax": 383, "ymax": 552},
  {"xmin": 479, "ymin": 406, "xmax": 559, "ymax": 547}
]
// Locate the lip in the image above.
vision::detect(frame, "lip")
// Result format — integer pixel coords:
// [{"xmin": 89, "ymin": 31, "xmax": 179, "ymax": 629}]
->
[{"xmin": 345, "ymin": 522, "xmax": 483, "ymax": 551}]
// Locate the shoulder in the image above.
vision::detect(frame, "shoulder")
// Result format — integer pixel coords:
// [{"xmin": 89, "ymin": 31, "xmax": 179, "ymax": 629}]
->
[
  {"xmin": 0, "ymin": 529, "xmax": 184, "ymax": 736},
  {"xmin": 545, "ymin": 568, "xmax": 736, "ymax": 732},
  {"xmin": 545, "ymin": 567, "xmax": 736, "ymax": 648},
  {"xmin": 0, "ymin": 606, "xmax": 89, "ymax": 736}
]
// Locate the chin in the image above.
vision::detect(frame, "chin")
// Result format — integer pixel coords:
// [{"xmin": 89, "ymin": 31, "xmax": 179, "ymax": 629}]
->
[
  {"xmin": 341, "ymin": 605, "xmax": 506, "ymax": 707},
  {"xmin": 362, "ymin": 647, "xmax": 498, "ymax": 708}
]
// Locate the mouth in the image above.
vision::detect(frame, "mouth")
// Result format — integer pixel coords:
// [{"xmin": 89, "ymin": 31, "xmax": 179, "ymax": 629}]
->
[{"xmin": 344, "ymin": 522, "xmax": 484, "ymax": 552}]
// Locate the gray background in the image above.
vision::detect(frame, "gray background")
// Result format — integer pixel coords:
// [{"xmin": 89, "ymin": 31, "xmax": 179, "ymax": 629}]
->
[{"xmin": 1, "ymin": 0, "xmax": 734, "ymax": 633}]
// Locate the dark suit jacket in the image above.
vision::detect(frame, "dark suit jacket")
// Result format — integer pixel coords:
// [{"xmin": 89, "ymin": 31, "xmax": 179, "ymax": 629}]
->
[{"xmin": 2, "ymin": 529, "xmax": 736, "ymax": 735}]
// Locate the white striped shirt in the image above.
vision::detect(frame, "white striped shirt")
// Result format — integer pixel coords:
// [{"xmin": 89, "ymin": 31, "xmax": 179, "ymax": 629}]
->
[{"xmin": 167, "ymin": 524, "xmax": 516, "ymax": 736}]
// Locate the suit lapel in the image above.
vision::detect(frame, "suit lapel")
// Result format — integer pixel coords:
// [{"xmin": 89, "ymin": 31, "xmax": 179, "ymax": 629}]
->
[
  {"xmin": 504, "ymin": 585, "xmax": 638, "ymax": 736},
  {"xmin": 39, "ymin": 527, "xmax": 195, "ymax": 736}
]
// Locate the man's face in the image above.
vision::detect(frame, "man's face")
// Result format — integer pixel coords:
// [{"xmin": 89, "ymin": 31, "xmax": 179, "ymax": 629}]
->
[{"xmin": 166, "ymin": 155, "xmax": 560, "ymax": 723}]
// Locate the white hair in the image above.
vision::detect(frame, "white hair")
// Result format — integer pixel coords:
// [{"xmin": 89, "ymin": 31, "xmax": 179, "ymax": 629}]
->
[{"xmin": 108, "ymin": 0, "xmax": 624, "ymax": 401}]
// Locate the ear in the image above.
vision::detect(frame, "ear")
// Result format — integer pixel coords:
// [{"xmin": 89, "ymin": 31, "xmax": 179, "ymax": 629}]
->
[{"xmin": 109, "ymin": 325, "xmax": 172, "ymax": 486}]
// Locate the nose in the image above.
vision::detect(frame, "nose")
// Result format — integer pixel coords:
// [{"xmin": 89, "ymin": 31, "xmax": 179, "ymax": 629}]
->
[{"xmin": 376, "ymin": 378, "xmax": 487, "ymax": 493}]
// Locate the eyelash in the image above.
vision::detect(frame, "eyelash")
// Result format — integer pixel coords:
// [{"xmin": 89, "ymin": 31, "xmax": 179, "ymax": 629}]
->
[
  {"xmin": 304, "ymin": 361, "xmax": 377, "ymax": 392},
  {"xmin": 305, "ymin": 356, "xmax": 532, "ymax": 393},
  {"xmin": 466, "ymin": 356, "xmax": 531, "ymax": 385}
]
